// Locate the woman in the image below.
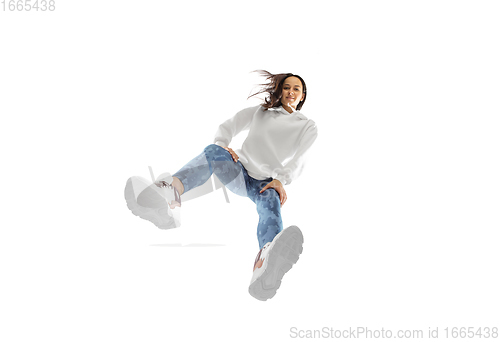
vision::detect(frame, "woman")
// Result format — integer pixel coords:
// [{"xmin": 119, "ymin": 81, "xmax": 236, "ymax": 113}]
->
[{"xmin": 124, "ymin": 70, "xmax": 318, "ymax": 301}]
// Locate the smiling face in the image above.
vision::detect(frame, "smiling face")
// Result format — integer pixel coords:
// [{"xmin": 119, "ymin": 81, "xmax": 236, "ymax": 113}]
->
[{"xmin": 280, "ymin": 76, "xmax": 305, "ymax": 110}]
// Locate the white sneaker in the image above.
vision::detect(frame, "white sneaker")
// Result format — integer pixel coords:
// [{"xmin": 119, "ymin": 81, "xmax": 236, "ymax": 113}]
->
[
  {"xmin": 248, "ymin": 225, "xmax": 304, "ymax": 301},
  {"xmin": 124, "ymin": 175, "xmax": 181, "ymax": 229}
]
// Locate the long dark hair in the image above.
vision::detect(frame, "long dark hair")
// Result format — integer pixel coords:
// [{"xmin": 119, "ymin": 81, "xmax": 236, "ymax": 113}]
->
[{"xmin": 247, "ymin": 70, "xmax": 307, "ymax": 111}]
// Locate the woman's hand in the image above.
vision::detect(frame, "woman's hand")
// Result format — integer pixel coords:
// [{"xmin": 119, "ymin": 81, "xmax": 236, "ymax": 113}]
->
[
  {"xmin": 260, "ymin": 179, "xmax": 287, "ymax": 207},
  {"xmin": 222, "ymin": 146, "xmax": 239, "ymax": 163}
]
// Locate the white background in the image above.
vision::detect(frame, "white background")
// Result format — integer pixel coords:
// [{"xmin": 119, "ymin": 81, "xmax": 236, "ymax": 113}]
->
[{"xmin": 1, "ymin": 0, "xmax": 499, "ymax": 341}]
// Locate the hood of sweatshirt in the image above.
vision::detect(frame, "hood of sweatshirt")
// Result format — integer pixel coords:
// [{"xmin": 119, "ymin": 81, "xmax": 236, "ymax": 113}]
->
[{"xmin": 274, "ymin": 105, "xmax": 308, "ymax": 120}]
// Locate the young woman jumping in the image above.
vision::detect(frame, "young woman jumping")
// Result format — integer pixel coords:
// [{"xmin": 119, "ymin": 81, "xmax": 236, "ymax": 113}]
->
[{"xmin": 125, "ymin": 70, "xmax": 318, "ymax": 300}]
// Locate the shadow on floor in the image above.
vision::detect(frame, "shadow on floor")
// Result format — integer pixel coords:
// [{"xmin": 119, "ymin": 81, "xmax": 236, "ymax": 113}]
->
[{"xmin": 150, "ymin": 243, "xmax": 226, "ymax": 247}]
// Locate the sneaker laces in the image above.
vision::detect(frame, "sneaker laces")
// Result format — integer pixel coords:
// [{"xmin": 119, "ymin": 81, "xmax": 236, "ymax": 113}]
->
[{"xmin": 155, "ymin": 180, "xmax": 173, "ymax": 189}]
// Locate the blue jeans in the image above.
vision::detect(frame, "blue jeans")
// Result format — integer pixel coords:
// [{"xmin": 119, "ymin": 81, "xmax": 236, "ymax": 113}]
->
[{"xmin": 172, "ymin": 144, "xmax": 283, "ymax": 249}]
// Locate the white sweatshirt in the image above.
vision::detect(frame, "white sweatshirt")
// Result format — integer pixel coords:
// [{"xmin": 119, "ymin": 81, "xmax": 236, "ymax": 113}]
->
[{"xmin": 213, "ymin": 104, "xmax": 318, "ymax": 185}]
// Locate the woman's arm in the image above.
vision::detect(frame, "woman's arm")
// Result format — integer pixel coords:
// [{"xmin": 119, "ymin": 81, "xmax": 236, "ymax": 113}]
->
[
  {"xmin": 274, "ymin": 121, "xmax": 318, "ymax": 186},
  {"xmin": 214, "ymin": 105, "xmax": 260, "ymax": 147}
]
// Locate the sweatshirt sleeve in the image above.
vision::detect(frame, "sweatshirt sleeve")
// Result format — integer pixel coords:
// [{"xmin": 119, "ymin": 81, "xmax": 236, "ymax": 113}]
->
[
  {"xmin": 274, "ymin": 120, "xmax": 318, "ymax": 186},
  {"xmin": 214, "ymin": 106, "xmax": 259, "ymax": 147}
]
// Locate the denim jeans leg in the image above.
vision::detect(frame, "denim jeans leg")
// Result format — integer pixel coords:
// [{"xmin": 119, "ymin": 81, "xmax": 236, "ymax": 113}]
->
[
  {"xmin": 172, "ymin": 144, "xmax": 248, "ymax": 197},
  {"xmin": 172, "ymin": 144, "xmax": 283, "ymax": 249},
  {"xmin": 247, "ymin": 177, "xmax": 284, "ymax": 249}
]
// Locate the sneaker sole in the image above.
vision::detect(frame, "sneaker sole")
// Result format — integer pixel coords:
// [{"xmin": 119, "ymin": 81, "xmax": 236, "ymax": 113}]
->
[
  {"xmin": 124, "ymin": 177, "xmax": 180, "ymax": 229},
  {"xmin": 248, "ymin": 225, "xmax": 304, "ymax": 301}
]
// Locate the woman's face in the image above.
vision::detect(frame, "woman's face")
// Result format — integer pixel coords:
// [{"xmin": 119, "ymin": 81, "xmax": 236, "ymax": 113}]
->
[{"xmin": 280, "ymin": 76, "xmax": 305, "ymax": 110}]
